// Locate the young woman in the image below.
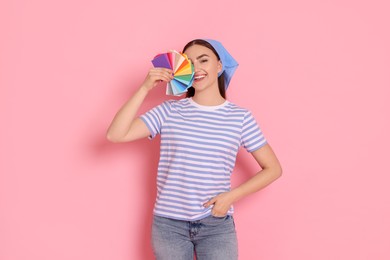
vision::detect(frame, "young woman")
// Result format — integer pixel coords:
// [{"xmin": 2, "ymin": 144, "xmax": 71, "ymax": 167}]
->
[{"xmin": 106, "ymin": 39, "xmax": 282, "ymax": 260}]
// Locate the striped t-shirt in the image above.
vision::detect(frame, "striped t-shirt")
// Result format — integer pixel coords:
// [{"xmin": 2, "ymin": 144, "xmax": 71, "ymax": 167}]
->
[{"xmin": 140, "ymin": 97, "xmax": 267, "ymax": 221}]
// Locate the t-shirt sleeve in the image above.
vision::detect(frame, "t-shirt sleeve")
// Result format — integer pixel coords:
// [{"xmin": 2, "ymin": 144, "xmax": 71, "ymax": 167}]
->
[
  {"xmin": 139, "ymin": 100, "xmax": 173, "ymax": 140},
  {"xmin": 241, "ymin": 111, "xmax": 268, "ymax": 152}
]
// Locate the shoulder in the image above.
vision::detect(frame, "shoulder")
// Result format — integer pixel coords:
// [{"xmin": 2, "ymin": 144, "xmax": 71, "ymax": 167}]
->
[
  {"xmin": 149, "ymin": 98, "xmax": 191, "ymax": 115},
  {"xmin": 224, "ymin": 101, "xmax": 261, "ymax": 127},
  {"xmin": 224, "ymin": 100, "xmax": 252, "ymax": 116}
]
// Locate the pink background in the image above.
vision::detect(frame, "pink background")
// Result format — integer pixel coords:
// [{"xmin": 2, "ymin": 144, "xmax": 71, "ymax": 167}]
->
[{"xmin": 1, "ymin": 0, "xmax": 389, "ymax": 259}]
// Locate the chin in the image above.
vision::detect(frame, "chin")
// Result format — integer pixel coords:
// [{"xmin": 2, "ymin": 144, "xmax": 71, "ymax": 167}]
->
[{"xmin": 193, "ymin": 85, "xmax": 207, "ymax": 92}]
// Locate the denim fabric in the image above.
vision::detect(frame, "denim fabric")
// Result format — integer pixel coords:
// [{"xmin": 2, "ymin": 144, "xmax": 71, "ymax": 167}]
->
[{"xmin": 152, "ymin": 214, "xmax": 238, "ymax": 260}]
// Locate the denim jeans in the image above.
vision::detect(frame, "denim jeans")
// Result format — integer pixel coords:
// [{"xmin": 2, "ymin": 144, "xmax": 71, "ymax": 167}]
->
[{"xmin": 151, "ymin": 214, "xmax": 238, "ymax": 260}]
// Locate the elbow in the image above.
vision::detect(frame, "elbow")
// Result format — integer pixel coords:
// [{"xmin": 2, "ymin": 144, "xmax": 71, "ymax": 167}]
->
[
  {"xmin": 269, "ymin": 164, "xmax": 283, "ymax": 180},
  {"xmin": 106, "ymin": 133, "xmax": 117, "ymax": 143},
  {"xmin": 106, "ymin": 130, "xmax": 136, "ymax": 143},
  {"xmin": 106, "ymin": 131, "xmax": 123, "ymax": 143},
  {"xmin": 276, "ymin": 165, "xmax": 283, "ymax": 179}
]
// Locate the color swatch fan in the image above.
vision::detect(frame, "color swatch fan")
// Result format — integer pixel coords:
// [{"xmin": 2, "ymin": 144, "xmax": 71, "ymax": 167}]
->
[{"xmin": 151, "ymin": 50, "xmax": 194, "ymax": 96}]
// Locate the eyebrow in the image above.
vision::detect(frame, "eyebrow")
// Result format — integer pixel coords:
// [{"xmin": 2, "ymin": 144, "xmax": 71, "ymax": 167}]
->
[{"xmin": 196, "ymin": 54, "xmax": 209, "ymax": 60}]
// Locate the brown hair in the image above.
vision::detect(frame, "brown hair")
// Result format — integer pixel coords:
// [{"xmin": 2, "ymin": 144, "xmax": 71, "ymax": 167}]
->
[{"xmin": 182, "ymin": 39, "xmax": 226, "ymax": 98}]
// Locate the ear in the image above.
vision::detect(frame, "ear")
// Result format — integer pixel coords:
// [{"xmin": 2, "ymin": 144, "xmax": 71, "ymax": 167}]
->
[{"xmin": 217, "ymin": 60, "xmax": 223, "ymax": 73}]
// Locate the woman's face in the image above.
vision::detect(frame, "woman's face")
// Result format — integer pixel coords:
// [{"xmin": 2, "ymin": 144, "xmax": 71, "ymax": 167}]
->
[{"xmin": 184, "ymin": 44, "xmax": 222, "ymax": 91}]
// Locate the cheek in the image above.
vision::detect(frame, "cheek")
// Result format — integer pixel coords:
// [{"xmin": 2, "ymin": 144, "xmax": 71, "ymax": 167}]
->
[{"xmin": 207, "ymin": 62, "xmax": 221, "ymax": 75}]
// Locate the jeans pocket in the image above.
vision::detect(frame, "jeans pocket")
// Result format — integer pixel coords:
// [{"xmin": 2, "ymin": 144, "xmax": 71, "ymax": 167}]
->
[{"xmin": 201, "ymin": 214, "xmax": 231, "ymax": 226}]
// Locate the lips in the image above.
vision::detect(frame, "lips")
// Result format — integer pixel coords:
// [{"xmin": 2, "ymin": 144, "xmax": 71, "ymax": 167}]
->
[{"xmin": 194, "ymin": 74, "xmax": 207, "ymax": 81}]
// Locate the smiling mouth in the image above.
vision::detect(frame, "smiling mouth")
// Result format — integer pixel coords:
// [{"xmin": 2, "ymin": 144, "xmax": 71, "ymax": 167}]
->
[{"xmin": 194, "ymin": 75, "xmax": 206, "ymax": 81}]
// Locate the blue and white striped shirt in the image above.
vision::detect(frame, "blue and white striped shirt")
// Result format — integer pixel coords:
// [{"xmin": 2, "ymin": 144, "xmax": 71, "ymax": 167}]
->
[{"xmin": 140, "ymin": 97, "xmax": 267, "ymax": 221}]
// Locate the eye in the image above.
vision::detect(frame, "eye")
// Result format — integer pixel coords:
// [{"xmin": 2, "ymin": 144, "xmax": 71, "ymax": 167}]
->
[{"xmin": 200, "ymin": 59, "xmax": 208, "ymax": 63}]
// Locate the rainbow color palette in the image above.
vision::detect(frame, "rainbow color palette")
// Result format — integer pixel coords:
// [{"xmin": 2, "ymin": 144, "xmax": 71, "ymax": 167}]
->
[{"xmin": 151, "ymin": 50, "xmax": 194, "ymax": 96}]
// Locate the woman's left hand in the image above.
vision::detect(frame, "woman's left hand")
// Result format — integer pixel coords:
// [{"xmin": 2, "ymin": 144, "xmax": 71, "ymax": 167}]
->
[{"xmin": 203, "ymin": 192, "xmax": 235, "ymax": 217}]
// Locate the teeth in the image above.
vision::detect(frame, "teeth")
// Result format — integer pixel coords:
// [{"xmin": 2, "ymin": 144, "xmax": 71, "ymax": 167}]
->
[{"xmin": 194, "ymin": 75, "xmax": 206, "ymax": 80}]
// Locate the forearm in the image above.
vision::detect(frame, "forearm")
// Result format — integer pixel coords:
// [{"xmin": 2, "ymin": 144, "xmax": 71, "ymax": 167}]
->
[
  {"xmin": 230, "ymin": 166, "xmax": 282, "ymax": 203},
  {"xmin": 106, "ymin": 86, "xmax": 149, "ymax": 141},
  {"xmin": 204, "ymin": 166, "xmax": 282, "ymax": 217}
]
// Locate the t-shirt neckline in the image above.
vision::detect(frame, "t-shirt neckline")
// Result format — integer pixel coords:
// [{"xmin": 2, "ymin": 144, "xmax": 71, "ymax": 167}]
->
[{"xmin": 188, "ymin": 97, "xmax": 229, "ymax": 111}]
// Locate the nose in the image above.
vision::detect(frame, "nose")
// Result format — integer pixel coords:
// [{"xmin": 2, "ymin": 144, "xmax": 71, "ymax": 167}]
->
[{"xmin": 192, "ymin": 60, "xmax": 200, "ymax": 72}]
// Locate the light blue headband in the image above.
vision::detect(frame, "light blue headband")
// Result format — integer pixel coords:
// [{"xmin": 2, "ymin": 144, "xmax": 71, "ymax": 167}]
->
[{"xmin": 203, "ymin": 39, "xmax": 239, "ymax": 90}]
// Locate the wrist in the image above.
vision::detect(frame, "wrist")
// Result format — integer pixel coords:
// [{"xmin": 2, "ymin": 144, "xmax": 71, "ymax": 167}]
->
[
  {"xmin": 139, "ymin": 84, "xmax": 151, "ymax": 94},
  {"xmin": 229, "ymin": 188, "xmax": 243, "ymax": 203}
]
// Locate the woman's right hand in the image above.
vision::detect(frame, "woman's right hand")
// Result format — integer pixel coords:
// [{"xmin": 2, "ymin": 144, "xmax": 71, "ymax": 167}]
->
[{"xmin": 140, "ymin": 67, "xmax": 174, "ymax": 92}]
